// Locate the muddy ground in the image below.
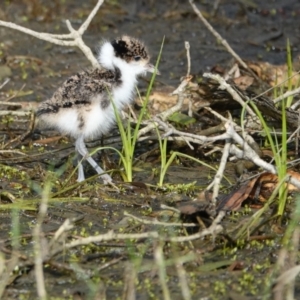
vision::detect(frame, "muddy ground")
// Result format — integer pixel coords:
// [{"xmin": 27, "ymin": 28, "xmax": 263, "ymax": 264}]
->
[{"xmin": 1, "ymin": 0, "xmax": 300, "ymax": 299}]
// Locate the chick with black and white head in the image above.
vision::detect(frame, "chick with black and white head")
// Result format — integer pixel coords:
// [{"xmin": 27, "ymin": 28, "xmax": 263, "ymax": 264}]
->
[{"xmin": 36, "ymin": 36, "xmax": 157, "ymax": 183}]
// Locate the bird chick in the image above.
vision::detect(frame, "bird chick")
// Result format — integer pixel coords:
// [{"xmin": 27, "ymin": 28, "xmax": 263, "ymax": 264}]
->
[{"xmin": 36, "ymin": 36, "xmax": 157, "ymax": 183}]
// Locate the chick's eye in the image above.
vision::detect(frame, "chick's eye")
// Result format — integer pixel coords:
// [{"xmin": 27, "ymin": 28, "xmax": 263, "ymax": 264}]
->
[{"xmin": 134, "ymin": 56, "xmax": 141, "ymax": 61}]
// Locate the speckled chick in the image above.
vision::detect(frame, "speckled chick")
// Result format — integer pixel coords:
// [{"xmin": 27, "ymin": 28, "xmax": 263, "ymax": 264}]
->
[{"xmin": 36, "ymin": 36, "xmax": 157, "ymax": 183}]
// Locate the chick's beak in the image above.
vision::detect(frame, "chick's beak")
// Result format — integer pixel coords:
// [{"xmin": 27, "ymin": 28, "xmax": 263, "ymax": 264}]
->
[{"xmin": 146, "ymin": 63, "xmax": 160, "ymax": 75}]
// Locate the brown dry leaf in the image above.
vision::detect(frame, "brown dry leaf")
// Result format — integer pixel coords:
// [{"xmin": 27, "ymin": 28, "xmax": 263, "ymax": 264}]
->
[
  {"xmin": 287, "ymin": 170, "xmax": 300, "ymax": 191},
  {"xmin": 176, "ymin": 193, "xmax": 216, "ymax": 220},
  {"xmin": 217, "ymin": 177, "xmax": 259, "ymax": 211},
  {"xmin": 146, "ymin": 86, "xmax": 178, "ymax": 113},
  {"xmin": 247, "ymin": 61, "xmax": 300, "ymax": 87},
  {"xmin": 218, "ymin": 171, "xmax": 300, "ymax": 211},
  {"xmin": 177, "ymin": 201, "xmax": 212, "ymax": 215},
  {"xmin": 145, "ymin": 82, "xmax": 201, "ymax": 114},
  {"xmin": 227, "ymin": 261, "xmax": 245, "ymax": 272},
  {"xmin": 233, "ymin": 75, "xmax": 254, "ymax": 90}
]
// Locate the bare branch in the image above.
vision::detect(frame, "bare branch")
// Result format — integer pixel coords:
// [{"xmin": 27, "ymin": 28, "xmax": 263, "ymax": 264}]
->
[
  {"xmin": 274, "ymin": 86, "xmax": 300, "ymax": 104},
  {"xmin": 0, "ymin": 20, "xmax": 76, "ymax": 46},
  {"xmin": 0, "ymin": 0, "xmax": 105, "ymax": 68},
  {"xmin": 188, "ymin": 0, "xmax": 260, "ymax": 82},
  {"xmin": 203, "ymin": 72, "xmax": 257, "ymax": 118},
  {"xmin": 207, "ymin": 139, "xmax": 231, "ymax": 205},
  {"xmin": 78, "ymin": 0, "xmax": 104, "ymax": 35},
  {"xmin": 0, "ymin": 111, "xmax": 32, "ymax": 116},
  {"xmin": 0, "ymin": 78, "xmax": 10, "ymax": 89}
]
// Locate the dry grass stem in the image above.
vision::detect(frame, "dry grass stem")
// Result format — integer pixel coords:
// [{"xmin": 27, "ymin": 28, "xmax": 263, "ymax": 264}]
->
[
  {"xmin": 0, "ymin": 78, "xmax": 10, "ymax": 89},
  {"xmin": 0, "ymin": 150, "xmax": 28, "ymax": 156},
  {"xmin": 273, "ymin": 265, "xmax": 300, "ymax": 300},
  {"xmin": 185, "ymin": 41, "xmax": 191, "ymax": 77},
  {"xmin": 154, "ymin": 243, "xmax": 171, "ymax": 300},
  {"xmin": 274, "ymin": 86, "xmax": 300, "ymax": 104},
  {"xmin": 0, "ymin": 253, "xmax": 19, "ymax": 298},
  {"xmin": 33, "ymin": 184, "xmax": 51, "ymax": 299},
  {"xmin": 175, "ymin": 261, "xmax": 192, "ymax": 300},
  {"xmin": 0, "ymin": 101, "xmax": 22, "ymax": 107},
  {"xmin": 0, "ymin": 111, "xmax": 32, "ymax": 116},
  {"xmin": 122, "ymin": 262, "xmax": 136, "ymax": 300}
]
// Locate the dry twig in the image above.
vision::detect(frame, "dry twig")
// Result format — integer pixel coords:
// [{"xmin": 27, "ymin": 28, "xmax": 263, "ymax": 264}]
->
[
  {"xmin": 274, "ymin": 86, "xmax": 300, "ymax": 104},
  {"xmin": 206, "ymin": 139, "xmax": 231, "ymax": 206},
  {"xmin": 225, "ymin": 121, "xmax": 300, "ymax": 189},
  {"xmin": 203, "ymin": 72, "xmax": 257, "ymax": 118},
  {"xmin": 188, "ymin": 0, "xmax": 260, "ymax": 82},
  {"xmin": 0, "ymin": 79, "xmax": 10, "ymax": 90},
  {"xmin": 48, "ymin": 223, "xmax": 223, "ymax": 259},
  {"xmin": 0, "ymin": 0, "xmax": 104, "ymax": 68}
]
